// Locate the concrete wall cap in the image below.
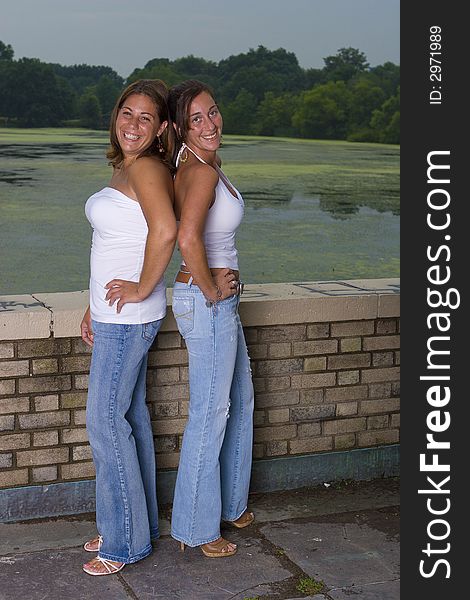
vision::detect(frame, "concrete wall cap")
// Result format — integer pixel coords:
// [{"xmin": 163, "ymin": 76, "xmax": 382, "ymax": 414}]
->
[{"xmin": 1, "ymin": 279, "xmax": 399, "ymax": 340}]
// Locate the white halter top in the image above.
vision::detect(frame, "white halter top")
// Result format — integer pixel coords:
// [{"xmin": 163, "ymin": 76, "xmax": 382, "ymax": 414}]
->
[{"xmin": 176, "ymin": 143, "xmax": 244, "ymax": 270}]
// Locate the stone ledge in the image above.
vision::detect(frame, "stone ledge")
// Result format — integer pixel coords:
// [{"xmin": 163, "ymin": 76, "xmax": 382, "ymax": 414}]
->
[
  {"xmin": 0, "ymin": 279, "xmax": 400, "ymax": 340},
  {"xmin": 0, "ymin": 295, "xmax": 51, "ymax": 340}
]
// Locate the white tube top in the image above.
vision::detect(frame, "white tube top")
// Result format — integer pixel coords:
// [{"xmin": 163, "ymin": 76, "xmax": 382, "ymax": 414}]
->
[{"xmin": 85, "ymin": 187, "xmax": 166, "ymax": 324}]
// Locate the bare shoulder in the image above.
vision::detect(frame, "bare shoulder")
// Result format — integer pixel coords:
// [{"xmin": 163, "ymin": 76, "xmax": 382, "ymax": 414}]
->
[
  {"xmin": 129, "ymin": 156, "xmax": 170, "ymax": 177},
  {"xmin": 128, "ymin": 156, "xmax": 173, "ymax": 191},
  {"xmin": 179, "ymin": 161, "xmax": 218, "ymax": 188}
]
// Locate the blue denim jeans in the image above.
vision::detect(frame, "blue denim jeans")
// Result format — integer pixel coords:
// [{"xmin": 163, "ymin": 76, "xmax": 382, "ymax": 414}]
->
[
  {"xmin": 86, "ymin": 318, "xmax": 162, "ymax": 563},
  {"xmin": 170, "ymin": 282, "xmax": 254, "ymax": 546}
]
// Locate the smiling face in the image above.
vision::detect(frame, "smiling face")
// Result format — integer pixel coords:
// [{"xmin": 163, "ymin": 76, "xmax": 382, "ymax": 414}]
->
[
  {"xmin": 184, "ymin": 91, "xmax": 223, "ymax": 159},
  {"xmin": 115, "ymin": 93, "xmax": 167, "ymax": 160}
]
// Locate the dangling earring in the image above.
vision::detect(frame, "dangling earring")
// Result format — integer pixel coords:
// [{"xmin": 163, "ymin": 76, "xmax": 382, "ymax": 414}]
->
[
  {"xmin": 219, "ymin": 134, "xmax": 223, "ymax": 147},
  {"xmin": 157, "ymin": 135, "xmax": 164, "ymax": 154},
  {"xmin": 180, "ymin": 146, "xmax": 189, "ymax": 163}
]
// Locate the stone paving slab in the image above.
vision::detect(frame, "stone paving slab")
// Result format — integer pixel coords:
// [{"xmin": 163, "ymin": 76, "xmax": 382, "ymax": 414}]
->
[
  {"xmin": 250, "ymin": 479, "xmax": 399, "ymax": 524},
  {"xmin": 0, "ymin": 548, "xmax": 129, "ymax": 600},
  {"xmin": 121, "ymin": 534, "xmax": 291, "ymax": 600},
  {"xmin": 0, "ymin": 516, "xmax": 171, "ymax": 555},
  {"xmin": 329, "ymin": 580, "xmax": 400, "ymax": 599},
  {"xmin": 0, "ymin": 479, "xmax": 399, "ymax": 599},
  {"xmin": 261, "ymin": 507, "xmax": 399, "ymax": 591},
  {"xmin": 0, "ymin": 519, "xmax": 96, "ymax": 555}
]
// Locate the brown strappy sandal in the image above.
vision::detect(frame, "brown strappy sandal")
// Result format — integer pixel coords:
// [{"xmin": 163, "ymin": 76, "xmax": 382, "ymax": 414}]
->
[
  {"xmin": 180, "ymin": 536, "xmax": 237, "ymax": 558},
  {"xmin": 225, "ymin": 510, "xmax": 255, "ymax": 529}
]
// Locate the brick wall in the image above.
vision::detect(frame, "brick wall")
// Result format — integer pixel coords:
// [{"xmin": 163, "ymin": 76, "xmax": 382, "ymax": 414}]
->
[{"xmin": 0, "ymin": 290, "xmax": 400, "ymax": 491}]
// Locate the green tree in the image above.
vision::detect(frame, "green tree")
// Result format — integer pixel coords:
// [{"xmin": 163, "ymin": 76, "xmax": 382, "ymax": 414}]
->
[
  {"xmin": 0, "ymin": 40, "xmax": 14, "ymax": 61},
  {"xmin": 50, "ymin": 63, "xmax": 123, "ymax": 97},
  {"xmin": 323, "ymin": 47, "xmax": 369, "ymax": 82},
  {"xmin": 79, "ymin": 93, "xmax": 102, "ymax": 129},
  {"xmin": 127, "ymin": 58, "xmax": 182, "ymax": 87},
  {"xmin": 368, "ymin": 62, "xmax": 400, "ymax": 97},
  {"xmin": 304, "ymin": 67, "xmax": 324, "ymax": 88},
  {"xmin": 292, "ymin": 81, "xmax": 351, "ymax": 139},
  {"xmin": 222, "ymin": 89, "xmax": 257, "ymax": 134},
  {"xmin": 217, "ymin": 46, "xmax": 305, "ymax": 104},
  {"xmin": 87, "ymin": 75, "xmax": 122, "ymax": 125},
  {"xmin": 347, "ymin": 78, "xmax": 386, "ymax": 139},
  {"xmin": 255, "ymin": 91, "xmax": 299, "ymax": 137},
  {"xmin": 0, "ymin": 58, "xmax": 75, "ymax": 126},
  {"xmin": 370, "ymin": 88, "xmax": 400, "ymax": 144},
  {"xmin": 172, "ymin": 55, "xmax": 218, "ymax": 86}
]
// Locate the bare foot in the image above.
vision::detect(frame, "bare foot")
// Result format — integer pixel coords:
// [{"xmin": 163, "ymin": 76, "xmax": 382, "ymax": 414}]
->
[
  {"xmin": 82, "ymin": 556, "xmax": 124, "ymax": 575},
  {"xmin": 201, "ymin": 537, "xmax": 237, "ymax": 557}
]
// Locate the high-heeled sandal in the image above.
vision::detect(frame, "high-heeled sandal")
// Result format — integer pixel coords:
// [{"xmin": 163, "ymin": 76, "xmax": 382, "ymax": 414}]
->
[
  {"xmin": 83, "ymin": 535, "xmax": 103, "ymax": 552},
  {"xmin": 82, "ymin": 555, "xmax": 125, "ymax": 576},
  {"xmin": 180, "ymin": 537, "xmax": 237, "ymax": 558},
  {"xmin": 225, "ymin": 510, "xmax": 255, "ymax": 529}
]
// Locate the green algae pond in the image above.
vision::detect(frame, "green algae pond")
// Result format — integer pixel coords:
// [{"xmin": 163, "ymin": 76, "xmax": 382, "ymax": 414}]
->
[{"xmin": 0, "ymin": 129, "xmax": 399, "ymax": 295}]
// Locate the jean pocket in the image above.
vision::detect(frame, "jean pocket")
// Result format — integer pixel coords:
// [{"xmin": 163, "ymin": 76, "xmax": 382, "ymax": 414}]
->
[
  {"xmin": 172, "ymin": 296, "xmax": 195, "ymax": 337},
  {"xmin": 142, "ymin": 319, "xmax": 162, "ymax": 342}
]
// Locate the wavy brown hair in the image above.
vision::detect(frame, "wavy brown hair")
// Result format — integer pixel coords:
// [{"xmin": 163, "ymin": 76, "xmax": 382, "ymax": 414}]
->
[
  {"xmin": 167, "ymin": 79, "xmax": 215, "ymax": 164},
  {"xmin": 107, "ymin": 79, "xmax": 175, "ymax": 170}
]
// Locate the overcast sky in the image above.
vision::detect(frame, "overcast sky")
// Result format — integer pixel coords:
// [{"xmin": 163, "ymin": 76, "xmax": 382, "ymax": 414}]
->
[{"xmin": 2, "ymin": 0, "xmax": 399, "ymax": 78}]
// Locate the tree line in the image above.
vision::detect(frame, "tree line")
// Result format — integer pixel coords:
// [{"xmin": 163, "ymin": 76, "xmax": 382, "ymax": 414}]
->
[{"xmin": 0, "ymin": 41, "xmax": 399, "ymax": 143}]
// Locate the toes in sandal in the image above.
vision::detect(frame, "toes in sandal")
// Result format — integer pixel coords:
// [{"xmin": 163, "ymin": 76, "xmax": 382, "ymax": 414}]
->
[
  {"xmin": 201, "ymin": 537, "xmax": 237, "ymax": 558},
  {"xmin": 83, "ymin": 535, "xmax": 103, "ymax": 552},
  {"xmin": 226, "ymin": 511, "xmax": 254, "ymax": 529},
  {"xmin": 83, "ymin": 556, "xmax": 125, "ymax": 576},
  {"xmin": 179, "ymin": 537, "xmax": 238, "ymax": 558}
]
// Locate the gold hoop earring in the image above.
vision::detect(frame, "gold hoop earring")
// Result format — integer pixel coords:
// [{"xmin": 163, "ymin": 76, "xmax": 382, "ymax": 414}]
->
[{"xmin": 179, "ymin": 148, "xmax": 189, "ymax": 163}]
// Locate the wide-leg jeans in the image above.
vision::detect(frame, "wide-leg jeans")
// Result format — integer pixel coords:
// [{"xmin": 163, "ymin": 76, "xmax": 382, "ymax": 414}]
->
[
  {"xmin": 86, "ymin": 318, "xmax": 162, "ymax": 563},
  {"xmin": 171, "ymin": 283, "xmax": 254, "ymax": 546}
]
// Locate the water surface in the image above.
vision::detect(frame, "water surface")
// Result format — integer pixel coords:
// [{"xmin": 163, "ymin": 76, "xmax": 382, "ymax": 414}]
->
[{"xmin": 0, "ymin": 129, "xmax": 399, "ymax": 295}]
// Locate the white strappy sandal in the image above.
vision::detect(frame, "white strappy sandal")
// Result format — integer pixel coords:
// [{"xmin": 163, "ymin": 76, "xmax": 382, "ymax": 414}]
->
[
  {"xmin": 82, "ymin": 555, "xmax": 125, "ymax": 576},
  {"xmin": 83, "ymin": 535, "xmax": 103, "ymax": 552}
]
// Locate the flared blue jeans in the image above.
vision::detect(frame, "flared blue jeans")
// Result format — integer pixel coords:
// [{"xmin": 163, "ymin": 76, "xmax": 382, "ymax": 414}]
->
[
  {"xmin": 86, "ymin": 318, "xmax": 162, "ymax": 563},
  {"xmin": 171, "ymin": 283, "xmax": 254, "ymax": 546}
]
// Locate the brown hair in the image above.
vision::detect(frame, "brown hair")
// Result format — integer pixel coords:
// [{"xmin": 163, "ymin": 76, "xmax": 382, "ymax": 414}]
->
[
  {"xmin": 107, "ymin": 79, "xmax": 175, "ymax": 170},
  {"xmin": 168, "ymin": 80, "xmax": 215, "ymax": 162}
]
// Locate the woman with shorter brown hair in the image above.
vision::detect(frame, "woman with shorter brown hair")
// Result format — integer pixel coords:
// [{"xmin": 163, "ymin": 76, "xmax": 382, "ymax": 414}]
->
[{"xmin": 80, "ymin": 79, "xmax": 177, "ymax": 575}]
